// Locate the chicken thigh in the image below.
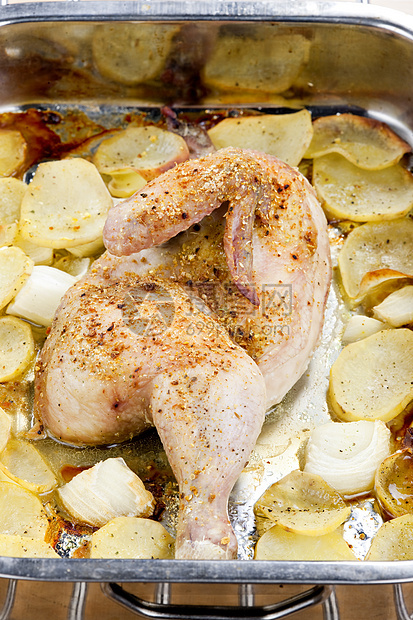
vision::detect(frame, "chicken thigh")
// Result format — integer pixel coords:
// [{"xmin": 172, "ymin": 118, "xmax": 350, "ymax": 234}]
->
[{"xmin": 34, "ymin": 259, "xmax": 266, "ymax": 559}]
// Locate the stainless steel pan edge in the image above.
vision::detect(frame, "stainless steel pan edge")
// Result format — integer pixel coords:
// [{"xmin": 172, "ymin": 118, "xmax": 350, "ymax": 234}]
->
[{"xmin": 0, "ymin": 0, "xmax": 411, "ymax": 584}]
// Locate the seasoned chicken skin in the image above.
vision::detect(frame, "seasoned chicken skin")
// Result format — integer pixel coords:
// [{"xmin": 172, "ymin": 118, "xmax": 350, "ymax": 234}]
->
[
  {"xmin": 34, "ymin": 263, "xmax": 266, "ymax": 559},
  {"xmin": 104, "ymin": 147, "xmax": 331, "ymax": 407},
  {"xmin": 35, "ymin": 147, "xmax": 330, "ymax": 559}
]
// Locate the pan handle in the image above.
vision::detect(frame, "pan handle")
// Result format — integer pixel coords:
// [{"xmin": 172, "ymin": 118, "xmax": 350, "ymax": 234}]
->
[{"xmin": 102, "ymin": 582, "xmax": 337, "ymax": 620}]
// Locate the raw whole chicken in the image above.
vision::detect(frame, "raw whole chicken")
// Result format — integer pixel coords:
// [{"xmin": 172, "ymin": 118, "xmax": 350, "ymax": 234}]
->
[{"xmin": 34, "ymin": 147, "xmax": 331, "ymax": 559}]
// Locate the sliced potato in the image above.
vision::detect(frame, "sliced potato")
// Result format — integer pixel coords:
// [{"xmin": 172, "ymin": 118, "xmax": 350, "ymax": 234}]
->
[
  {"xmin": 0, "ymin": 534, "xmax": 59, "ymax": 558},
  {"xmin": 92, "ymin": 23, "xmax": 179, "ymax": 85},
  {"xmin": 107, "ymin": 170, "xmax": 147, "ymax": 198},
  {"xmin": 0, "ymin": 407, "xmax": 11, "ymax": 453},
  {"xmin": 313, "ymin": 154, "xmax": 413, "ymax": 221},
  {"xmin": 305, "ymin": 114, "xmax": 410, "ymax": 169},
  {"xmin": 254, "ymin": 470, "xmax": 351, "ymax": 536},
  {"xmin": 19, "ymin": 158, "xmax": 113, "ymax": 249},
  {"xmin": 0, "ymin": 246, "xmax": 33, "ymax": 310},
  {"xmin": 7, "ymin": 266, "xmax": 77, "ymax": 327},
  {"xmin": 338, "ymin": 218, "xmax": 413, "ymax": 301},
  {"xmin": 207, "ymin": 111, "xmax": 313, "ymax": 167},
  {"xmin": 342, "ymin": 315, "xmax": 384, "ymax": 345},
  {"xmin": 203, "ymin": 31, "xmax": 310, "ymax": 93},
  {"xmin": 0, "ymin": 481, "xmax": 49, "ymax": 538},
  {"xmin": 54, "ymin": 256, "xmax": 92, "ymax": 279},
  {"xmin": 373, "ymin": 286, "xmax": 413, "ymax": 327},
  {"xmin": 93, "ymin": 126, "xmax": 189, "ymax": 182},
  {"xmin": 254, "ymin": 525, "xmax": 356, "ymax": 561},
  {"xmin": 0, "ymin": 439, "xmax": 57, "ymax": 493},
  {"xmin": 366, "ymin": 515, "xmax": 413, "ymax": 561},
  {"xmin": 329, "ymin": 329, "xmax": 413, "ymax": 423},
  {"xmin": 90, "ymin": 517, "xmax": 174, "ymax": 559},
  {"xmin": 0, "ymin": 316, "xmax": 35, "ymax": 382},
  {"xmin": 375, "ymin": 450, "xmax": 413, "ymax": 518},
  {"xmin": 0, "ymin": 178, "xmax": 26, "ymax": 247},
  {"xmin": 304, "ymin": 421, "xmax": 390, "ymax": 495},
  {"xmin": 0, "ymin": 129, "xmax": 27, "ymax": 176},
  {"xmin": 58, "ymin": 458, "xmax": 155, "ymax": 528}
]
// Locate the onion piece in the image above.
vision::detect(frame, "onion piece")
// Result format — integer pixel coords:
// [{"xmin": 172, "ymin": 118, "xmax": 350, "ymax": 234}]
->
[
  {"xmin": 366, "ymin": 515, "xmax": 413, "ymax": 561},
  {"xmin": 254, "ymin": 525, "xmax": 356, "ymax": 561},
  {"xmin": 58, "ymin": 457, "xmax": 155, "ymax": 528},
  {"xmin": 7, "ymin": 265, "xmax": 76, "ymax": 327},
  {"xmin": 14, "ymin": 235, "xmax": 53, "ymax": 266},
  {"xmin": 207, "ymin": 111, "xmax": 313, "ymax": 167},
  {"xmin": 254, "ymin": 470, "xmax": 351, "ymax": 536},
  {"xmin": 304, "ymin": 420, "xmax": 391, "ymax": 495},
  {"xmin": 329, "ymin": 329, "xmax": 413, "ymax": 423},
  {"xmin": 342, "ymin": 315, "xmax": 385, "ymax": 344},
  {"xmin": 373, "ymin": 285, "xmax": 413, "ymax": 327},
  {"xmin": 90, "ymin": 516, "xmax": 174, "ymax": 559},
  {"xmin": 0, "ymin": 316, "xmax": 35, "ymax": 382}
]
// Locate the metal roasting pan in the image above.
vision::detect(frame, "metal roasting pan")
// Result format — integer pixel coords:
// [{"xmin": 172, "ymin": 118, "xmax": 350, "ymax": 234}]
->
[{"xmin": 0, "ymin": 0, "xmax": 413, "ymax": 587}]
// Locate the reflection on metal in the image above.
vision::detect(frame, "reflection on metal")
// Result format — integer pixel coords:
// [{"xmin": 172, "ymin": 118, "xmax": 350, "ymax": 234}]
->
[
  {"xmin": 0, "ymin": 580, "xmax": 16, "ymax": 620},
  {"xmin": 323, "ymin": 588, "xmax": 340, "ymax": 620},
  {"xmin": 67, "ymin": 582, "xmax": 88, "ymax": 620},
  {"xmin": 102, "ymin": 582, "xmax": 332, "ymax": 619},
  {"xmin": 394, "ymin": 584, "xmax": 413, "ymax": 620}
]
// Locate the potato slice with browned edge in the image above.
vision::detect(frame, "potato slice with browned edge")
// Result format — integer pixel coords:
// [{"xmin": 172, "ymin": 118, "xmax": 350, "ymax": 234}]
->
[
  {"xmin": 254, "ymin": 470, "xmax": 351, "ymax": 536},
  {"xmin": 338, "ymin": 218, "xmax": 413, "ymax": 301},
  {"xmin": 254, "ymin": 525, "xmax": 356, "ymax": 561},
  {"xmin": 0, "ymin": 439, "xmax": 57, "ymax": 493},
  {"xmin": 20, "ymin": 158, "xmax": 113, "ymax": 249},
  {"xmin": 304, "ymin": 421, "xmax": 390, "ymax": 495},
  {"xmin": 0, "ymin": 129, "xmax": 27, "ymax": 176},
  {"xmin": 107, "ymin": 170, "xmax": 147, "ymax": 198},
  {"xmin": 375, "ymin": 450, "xmax": 413, "ymax": 519},
  {"xmin": 0, "ymin": 408, "xmax": 11, "ymax": 454},
  {"xmin": 90, "ymin": 517, "xmax": 174, "ymax": 559},
  {"xmin": 0, "ymin": 178, "xmax": 26, "ymax": 247},
  {"xmin": 0, "ymin": 246, "xmax": 33, "ymax": 311},
  {"xmin": 203, "ymin": 31, "xmax": 310, "ymax": 93},
  {"xmin": 92, "ymin": 23, "xmax": 179, "ymax": 85},
  {"xmin": 0, "ymin": 534, "xmax": 59, "ymax": 558},
  {"xmin": 366, "ymin": 515, "xmax": 413, "ymax": 561},
  {"xmin": 0, "ymin": 481, "xmax": 49, "ymax": 539},
  {"xmin": 207, "ymin": 111, "xmax": 313, "ymax": 167},
  {"xmin": 305, "ymin": 114, "xmax": 410, "ymax": 169},
  {"xmin": 313, "ymin": 154, "xmax": 413, "ymax": 221},
  {"xmin": 0, "ymin": 316, "xmax": 35, "ymax": 382},
  {"xmin": 330, "ymin": 329, "xmax": 413, "ymax": 423},
  {"xmin": 93, "ymin": 126, "xmax": 189, "ymax": 182}
]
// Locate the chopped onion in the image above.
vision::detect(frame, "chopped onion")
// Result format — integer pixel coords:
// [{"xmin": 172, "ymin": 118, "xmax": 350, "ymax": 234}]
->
[
  {"xmin": 342, "ymin": 315, "xmax": 385, "ymax": 344},
  {"xmin": 373, "ymin": 285, "xmax": 413, "ymax": 327},
  {"xmin": 304, "ymin": 420, "xmax": 391, "ymax": 495},
  {"xmin": 6, "ymin": 265, "xmax": 76, "ymax": 327},
  {"xmin": 58, "ymin": 457, "xmax": 155, "ymax": 528}
]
